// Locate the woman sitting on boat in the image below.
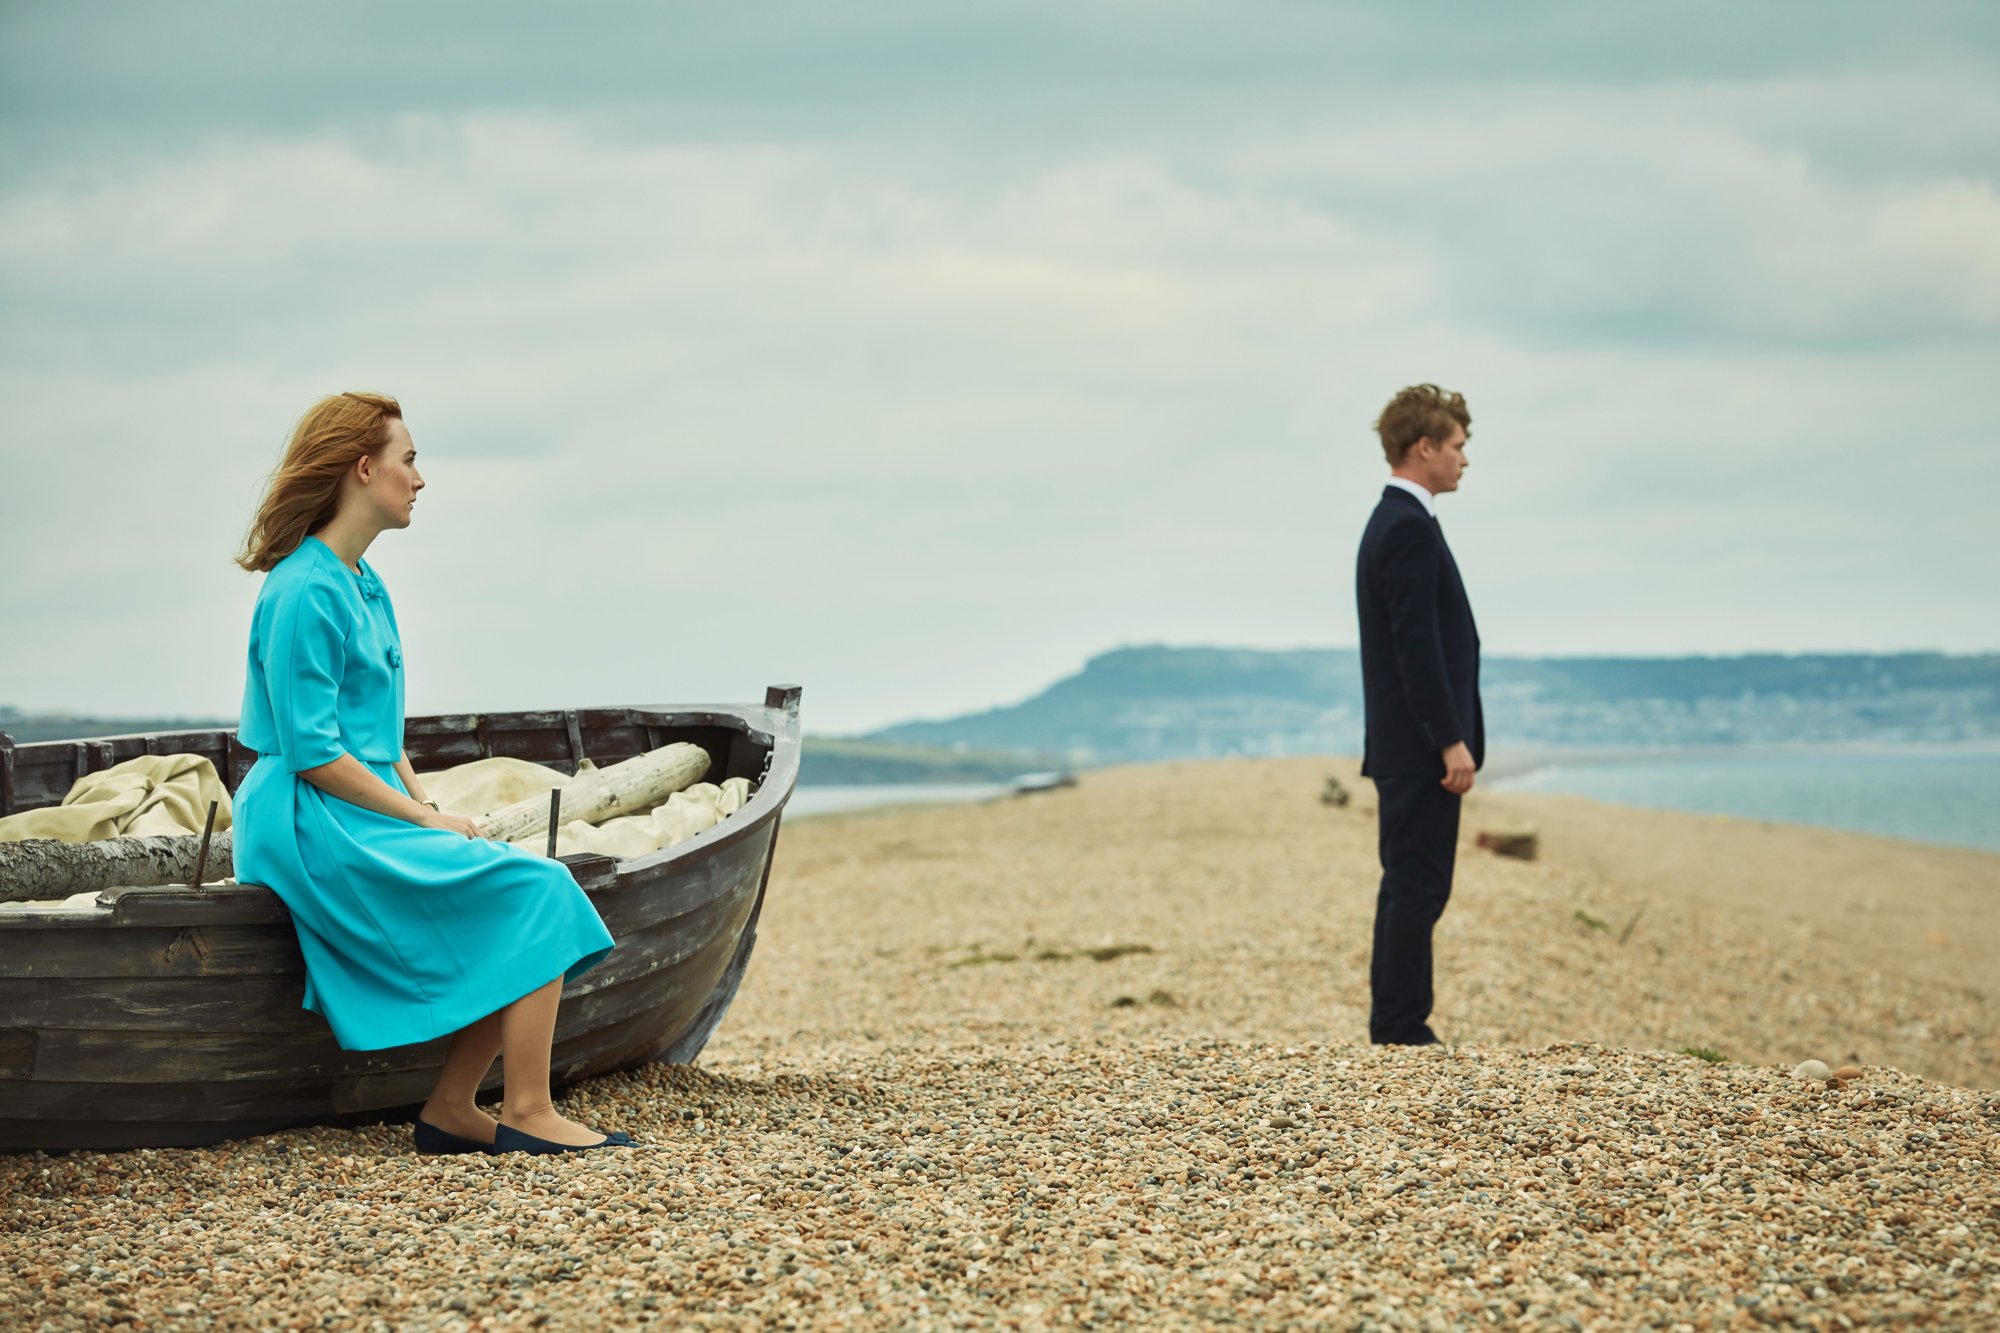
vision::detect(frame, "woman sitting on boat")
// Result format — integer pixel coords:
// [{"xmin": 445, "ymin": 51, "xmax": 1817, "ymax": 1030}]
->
[{"xmin": 232, "ymin": 391, "xmax": 629, "ymax": 1156}]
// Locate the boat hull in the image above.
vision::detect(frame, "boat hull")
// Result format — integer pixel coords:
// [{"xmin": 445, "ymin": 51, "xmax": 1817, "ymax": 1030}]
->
[{"xmin": 0, "ymin": 693, "xmax": 799, "ymax": 1153}]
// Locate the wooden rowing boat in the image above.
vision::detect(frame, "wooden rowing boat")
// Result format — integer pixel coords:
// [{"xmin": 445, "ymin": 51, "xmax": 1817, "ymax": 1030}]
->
[{"xmin": 0, "ymin": 687, "xmax": 801, "ymax": 1153}]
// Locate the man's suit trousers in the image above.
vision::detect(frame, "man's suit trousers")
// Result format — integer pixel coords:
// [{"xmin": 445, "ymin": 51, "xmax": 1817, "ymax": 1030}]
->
[{"xmin": 1369, "ymin": 776, "xmax": 1462, "ymax": 1045}]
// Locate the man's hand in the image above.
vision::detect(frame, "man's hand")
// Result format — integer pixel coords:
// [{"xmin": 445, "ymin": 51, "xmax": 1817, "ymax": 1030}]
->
[
  {"xmin": 421, "ymin": 808, "xmax": 484, "ymax": 839},
  {"xmin": 1441, "ymin": 742, "xmax": 1476, "ymax": 795}
]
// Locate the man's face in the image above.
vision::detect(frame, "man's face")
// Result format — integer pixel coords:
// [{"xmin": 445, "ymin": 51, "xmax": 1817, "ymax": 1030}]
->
[{"xmin": 1417, "ymin": 423, "xmax": 1469, "ymax": 493}]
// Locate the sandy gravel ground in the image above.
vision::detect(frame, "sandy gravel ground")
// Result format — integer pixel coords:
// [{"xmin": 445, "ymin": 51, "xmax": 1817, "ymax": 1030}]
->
[
  {"xmin": 6, "ymin": 758, "xmax": 1997, "ymax": 1330},
  {"xmin": 738, "ymin": 758, "xmax": 1999, "ymax": 1089}
]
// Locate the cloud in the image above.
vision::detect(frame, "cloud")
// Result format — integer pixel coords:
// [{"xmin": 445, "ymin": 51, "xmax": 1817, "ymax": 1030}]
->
[
  {"xmin": 0, "ymin": 117, "xmax": 1445, "ymax": 726},
  {"xmin": 2, "ymin": 42, "xmax": 1996, "ymax": 731},
  {"xmin": 1225, "ymin": 75, "xmax": 2000, "ymax": 347}
]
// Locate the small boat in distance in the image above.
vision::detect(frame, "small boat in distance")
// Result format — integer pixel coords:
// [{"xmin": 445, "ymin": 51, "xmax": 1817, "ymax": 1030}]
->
[{"xmin": 0, "ymin": 688, "xmax": 801, "ymax": 1153}]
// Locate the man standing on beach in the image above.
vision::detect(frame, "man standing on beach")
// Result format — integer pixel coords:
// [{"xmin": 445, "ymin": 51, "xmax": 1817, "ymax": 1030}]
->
[{"xmin": 1354, "ymin": 384, "xmax": 1483, "ymax": 1046}]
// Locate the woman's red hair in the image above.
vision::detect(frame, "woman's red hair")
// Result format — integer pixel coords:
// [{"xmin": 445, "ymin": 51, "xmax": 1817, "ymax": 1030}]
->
[{"xmin": 236, "ymin": 392, "xmax": 402, "ymax": 572}]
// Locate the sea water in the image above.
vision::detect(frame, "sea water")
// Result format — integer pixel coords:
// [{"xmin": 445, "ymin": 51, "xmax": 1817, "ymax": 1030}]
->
[
  {"xmin": 1491, "ymin": 743, "xmax": 2000, "ymax": 852},
  {"xmin": 787, "ymin": 782, "xmax": 1011, "ymax": 820},
  {"xmin": 787, "ymin": 746, "xmax": 2000, "ymax": 853}
]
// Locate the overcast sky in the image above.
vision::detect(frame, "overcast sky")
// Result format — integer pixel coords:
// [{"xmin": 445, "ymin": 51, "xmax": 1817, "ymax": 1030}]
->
[{"xmin": 3, "ymin": 2, "xmax": 1996, "ymax": 733}]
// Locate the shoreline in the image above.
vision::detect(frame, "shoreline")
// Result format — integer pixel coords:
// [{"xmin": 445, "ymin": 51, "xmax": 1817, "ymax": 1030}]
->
[{"xmin": 796, "ymin": 741, "xmax": 2000, "ymax": 854}]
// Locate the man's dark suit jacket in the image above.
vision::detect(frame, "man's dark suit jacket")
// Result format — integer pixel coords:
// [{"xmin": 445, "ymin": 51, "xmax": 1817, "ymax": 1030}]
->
[{"xmin": 1355, "ymin": 485, "xmax": 1484, "ymax": 778}]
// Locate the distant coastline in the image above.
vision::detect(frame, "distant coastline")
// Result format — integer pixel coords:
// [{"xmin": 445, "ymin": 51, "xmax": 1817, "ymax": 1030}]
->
[
  {"xmin": 0, "ymin": 712, "xmax": 235, "ymax": 745},
  {"xmin": 867, "ymin": 645, "xmax": 2000, "ymax": 767}
]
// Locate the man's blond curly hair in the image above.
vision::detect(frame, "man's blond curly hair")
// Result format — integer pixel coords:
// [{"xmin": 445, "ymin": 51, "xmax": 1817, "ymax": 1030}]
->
[{"xmin": 1375, "ymin": 384, "xmax": 1470, "ymax": 466}]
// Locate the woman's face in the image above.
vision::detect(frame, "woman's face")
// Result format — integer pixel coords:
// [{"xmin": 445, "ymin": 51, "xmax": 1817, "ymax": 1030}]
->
[{"xmin": 360, "ymin": 418, "xmax": 425, "ymax": 529}]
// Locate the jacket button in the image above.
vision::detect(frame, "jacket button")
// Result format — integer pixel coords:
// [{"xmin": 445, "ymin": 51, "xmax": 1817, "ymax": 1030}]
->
[{"xmin": 388, "ymin": 646, "xmax": 403, "ymax": 668}]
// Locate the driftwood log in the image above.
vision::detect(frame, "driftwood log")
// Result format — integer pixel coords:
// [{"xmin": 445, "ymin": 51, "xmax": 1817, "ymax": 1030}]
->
[
  {"xmin": 473, "ymin": 742, "xmax": 710, "ymax": 843},
  {"xmin": 0, "ymin": 830, "xmax": 237, "ymax": 900},
  {"xmin": 1475, "ymin": 829, "xmax": 1540, "ymax": 860},
  {"xmin": 0, "ymin": 742, "xmax": 713, "ymax": 900}
]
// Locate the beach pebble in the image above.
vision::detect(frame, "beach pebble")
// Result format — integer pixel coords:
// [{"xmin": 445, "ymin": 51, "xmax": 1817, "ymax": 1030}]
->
[
  {"xmin": 7, "ymin": 1043, "xmax": 1996, "ymax": 1331},
  {"xmin": 8, "ymin": 758, "xmax": 1993, "ymax": 1329},
  {"xmin": 1792, "ymin": 1059, "xmax": 1833, "ymax": 1081}
]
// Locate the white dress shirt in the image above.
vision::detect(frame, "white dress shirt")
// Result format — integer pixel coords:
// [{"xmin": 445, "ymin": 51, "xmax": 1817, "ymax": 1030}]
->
[{"xmin": 1384, "ymin": 475, "xmax": 1438, "ymax": 518}]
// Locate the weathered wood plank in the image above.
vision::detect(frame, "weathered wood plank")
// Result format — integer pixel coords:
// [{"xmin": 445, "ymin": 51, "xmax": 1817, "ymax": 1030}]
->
[
  {"xmin": 3, "ymin": 902, "xmax": 748, "ymax": 1085},
  {"xmin": 227, "ymin": 735, "xmax": 257, "ymax": 789},
  {"xmin": 655, "ymin": 812, "xmax": 781, "ymax": 1066},
  {"xmin": 1, "ymin": 880, "xmax": 754, "ymax": 1032},
  {"xmin": 0, "ymin": 953, "xmax": 735, "ymax": 1115},
  {"xmin": 0, "ymin": 999, "xmax": 691, "ymax": 1148},
  {"xmin": 590, "ymin": 828, "xmax": 770, "ymax": 936},
  {"xmin": 0, "ymin": 1027, "xmax": 32, "ymax": 1079},
  {"xmin": 551, "ymin": 882, "xmax": 755, "ymax": 1003},
  {"xmin": 1, "ymin": 975, "xmax": 311, "ymax": 1034},
  {"xmin": 0, "ymin": 838, "xmax": 759, "ymax": 975},
  {"xmin": 412, "ymin": 733, "xmax": 486, "ymax": 768},
  {"xmin": 560, "ymin": 853, "xmax": 619, "ymax": 892},
  {"xmin": 1, "ymin": 848, "xmax": 617, "ymax": 931},
  {"xmin": 579, "ymin": 724, "xmax": 649, "ymax": 763},
  {"xmin": 100, "ymin": 883, "xmax": 289, "ymax": 926},
  {"xmin": 6, "ymin": 733, "xmax": 231, "ymax": 812},
  {"xmin": 0, "ymin": 924, "xmax": 304, "ymax": 980}
]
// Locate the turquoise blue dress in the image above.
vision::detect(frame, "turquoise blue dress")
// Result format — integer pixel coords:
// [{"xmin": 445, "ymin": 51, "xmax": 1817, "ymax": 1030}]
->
[{"xmin": 234, "ymin": 535, "xmax": 614, "ymax": 1051}]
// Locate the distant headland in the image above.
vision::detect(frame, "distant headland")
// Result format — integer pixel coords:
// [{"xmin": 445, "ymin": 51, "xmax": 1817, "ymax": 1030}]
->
[{"xmin": 862, "ymin": 646, "xmax": 2000, "ymax": 764}]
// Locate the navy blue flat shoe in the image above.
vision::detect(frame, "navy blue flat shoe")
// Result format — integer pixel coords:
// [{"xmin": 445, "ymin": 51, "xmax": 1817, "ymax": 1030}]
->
[
  {"xmin": 413, "ymin": 1118, "xmax": 496, "ymax": 1155},
  {"xmin": 492, "ymin": 1124, "xmax": 636, "ymax": 1155}
]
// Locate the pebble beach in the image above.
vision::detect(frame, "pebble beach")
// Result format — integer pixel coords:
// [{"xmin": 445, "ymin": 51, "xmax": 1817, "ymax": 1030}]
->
[{"xmin": 7, "ymin": 757, "xmax": 1998, "ymax": 1329}]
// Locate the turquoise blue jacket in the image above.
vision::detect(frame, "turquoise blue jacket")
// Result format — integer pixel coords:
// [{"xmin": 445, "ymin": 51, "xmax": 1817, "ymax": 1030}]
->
[{"xmin": 238, "ymin": 535, "xmax": 406, "ymax": 771}]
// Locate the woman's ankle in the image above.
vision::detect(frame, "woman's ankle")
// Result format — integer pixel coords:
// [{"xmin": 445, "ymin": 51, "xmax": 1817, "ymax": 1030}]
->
[
  {"xmin": 499, "ymin": 1098, "xmax": 559, "ymax": 1126},
  {"xmin": 421, "ymin": 1096, "xmax": 493, "ymax": 1125}
]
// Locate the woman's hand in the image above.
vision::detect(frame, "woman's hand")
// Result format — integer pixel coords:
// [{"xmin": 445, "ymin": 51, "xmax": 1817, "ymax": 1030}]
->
[
  {"xmin": 420, "ymin": 809, "xmax": 484, "ymax": 839},
  {"xmin": 302, "ymin": 754, "xmax": 483, "ymax": 834}
]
